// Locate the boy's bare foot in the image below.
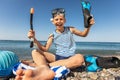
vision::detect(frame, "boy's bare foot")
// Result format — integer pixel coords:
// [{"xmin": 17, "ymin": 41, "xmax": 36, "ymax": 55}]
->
[{"xmin": 15, "ymin": 65, "xmax": 55, "ymax": 80}]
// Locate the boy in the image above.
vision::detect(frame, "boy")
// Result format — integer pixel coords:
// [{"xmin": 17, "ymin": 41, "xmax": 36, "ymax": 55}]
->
[{"xmin": 15, "ymin": 8, "xmax": 95, "ymax": 80}]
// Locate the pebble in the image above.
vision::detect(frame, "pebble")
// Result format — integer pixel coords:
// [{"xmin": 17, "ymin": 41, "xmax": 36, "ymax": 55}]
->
[{"xmin": 66, "ymin": 67, "xmax": 120, "ymax": 80}]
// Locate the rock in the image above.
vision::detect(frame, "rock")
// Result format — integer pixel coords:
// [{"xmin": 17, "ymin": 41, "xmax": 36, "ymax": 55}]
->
[
  {"xmin": 88, "ymin": 72, "xmax": 98, "ymax": 80},
  {"xmin": 67, "ymin": 67, "xmax": 120, "ymax": 80}
]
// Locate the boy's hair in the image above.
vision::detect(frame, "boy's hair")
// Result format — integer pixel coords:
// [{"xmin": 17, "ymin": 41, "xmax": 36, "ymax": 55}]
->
[{"xmin": 51, "ymin": 8, "xmax": 65, "ymax": 18}]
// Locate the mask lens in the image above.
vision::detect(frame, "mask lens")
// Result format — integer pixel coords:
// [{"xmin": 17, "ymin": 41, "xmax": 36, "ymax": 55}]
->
[{"xmin": 52, "ymin": 8, "xmax": 65, "ymax": 17}]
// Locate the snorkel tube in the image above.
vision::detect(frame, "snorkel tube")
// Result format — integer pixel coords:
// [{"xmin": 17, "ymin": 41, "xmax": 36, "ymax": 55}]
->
[
  {"xmin": 30, "ymin": 8, "xmax": 34, "ymax": 48},
  {"xmin": 81, "ymin": 0, "xmax": 92, "ymax": 28}
]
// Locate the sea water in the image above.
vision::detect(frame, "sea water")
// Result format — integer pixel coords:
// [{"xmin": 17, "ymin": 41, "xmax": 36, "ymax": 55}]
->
[{"xmin": 0, "ymin": 40, "xmax": 120, "ymax": 59}]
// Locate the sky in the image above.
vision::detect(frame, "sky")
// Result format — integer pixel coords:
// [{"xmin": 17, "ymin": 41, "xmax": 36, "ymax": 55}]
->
[{"xmin": 0, "ymin": 0, "xmax": 120, "ymax": 42}]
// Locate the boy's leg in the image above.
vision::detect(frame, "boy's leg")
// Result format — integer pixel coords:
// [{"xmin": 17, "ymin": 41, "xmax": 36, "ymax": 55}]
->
[
  {"xmin": 34, "ymin": 49, "xmax": 84, "ymax": 69},
  {"xmin": 31, "ymin": 49, "xmax": 56, "ymax": 65},
  {"xmin": 40, "ymin": 51, "xmax": 56, "ymax": 63},
  {"xmin": 31, "ymin": 49, "xmax": 48, "ymax": 66},
  {"xmin": 31, "ymin": 49, "xmax": 84, "ymax": 69},
  {"xmin": 34, "ymin": 50, "xmax": 84, "ymax": 69},
  {"xmin": 49, "ymin": 54, "xmax": 84, "ymax": 69},
  {"xmin": 20, "ymin": 49, "xmax": 55, "ymax": 67},
  {"xmin": 15, "ymin": 49, "xmax": 55, "ymax": 80}
]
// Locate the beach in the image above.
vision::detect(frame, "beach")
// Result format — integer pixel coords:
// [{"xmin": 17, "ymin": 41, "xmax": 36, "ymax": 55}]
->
[
  {"xmin": 7, "ymin": 65, "xmax": 120, "ymax": 80},
  {"xmin": 6, "ymin": 60, "xmax": 120, "ymax": 80},
  {"xmin": 67, "ymin": 67, "xmax": 120, "ymax": 80},
  {"xmin": 0, "ymin": 40, "xmax": 120, "ymax": 80},
  {"xmin": 8, "ymin": 56, "xmax": 120, "ymax": 80},
  {"xmin": 6, "ymin": 67, "xmax": 120, "ymax": 80}
]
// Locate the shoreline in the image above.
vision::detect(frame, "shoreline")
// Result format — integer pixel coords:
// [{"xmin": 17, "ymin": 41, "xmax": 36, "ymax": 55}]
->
[{"xmin": 18, "ymin": 53, "xmax": 120, "ymax": 60}]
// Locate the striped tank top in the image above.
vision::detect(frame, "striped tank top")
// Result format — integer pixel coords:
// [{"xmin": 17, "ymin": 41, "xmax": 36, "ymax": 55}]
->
[{"xmin": 52, "ymin": 27, "xmax": 76, "ymax": 57}]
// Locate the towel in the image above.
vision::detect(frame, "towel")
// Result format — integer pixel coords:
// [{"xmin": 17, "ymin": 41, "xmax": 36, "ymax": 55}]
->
[{"xmin": 13, "ymin": 62, "xmax": 70, "ymax": 80}]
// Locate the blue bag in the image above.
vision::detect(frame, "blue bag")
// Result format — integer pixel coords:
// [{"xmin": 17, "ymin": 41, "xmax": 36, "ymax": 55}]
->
[
  {"xmin": 0, "ymin": 51, "xmax": 19, "ymax": 77},
  {"xmin": 84, "ymin": 55, "xmax": 102, "ymax": 72}
]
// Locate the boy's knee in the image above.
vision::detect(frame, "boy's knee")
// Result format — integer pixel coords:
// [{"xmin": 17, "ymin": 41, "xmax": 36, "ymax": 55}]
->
[
  {"xmin": 32, "ymin": 49, "xmax": 37, "ymax": 53},
  {"xmin": 31, "ymin": 49, "xmax": 36, "ymax": 55},
  {"xmin": 31, "ymin": 49, "xmax": 40, "ymax": 56},
  {"xmin": 32, "ymin": 49, "xmax": 41, "ymax": 54},
  {"xmin": 75, "ymin": 54, "xmax": 84, "ymax": 65},
  {"xmin": 31, "ymin": 49, "xmax": 44, "ymax": 57}
]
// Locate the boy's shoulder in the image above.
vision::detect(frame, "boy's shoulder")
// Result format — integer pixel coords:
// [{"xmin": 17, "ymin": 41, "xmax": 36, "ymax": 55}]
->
[
  {"xmin": 66, "ymin": 26, "xmax": 75, "ymax": 33},
  {"xmin": 65, "ymin": 26, "xmax": 75, "ymax": 30},
  {"xmin": 48, "ymin": 33, "xmax": 54, "ymax": 40}
]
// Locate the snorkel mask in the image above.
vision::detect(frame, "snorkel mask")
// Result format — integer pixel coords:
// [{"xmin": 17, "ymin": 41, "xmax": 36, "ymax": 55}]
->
[{"xmin": 52, "ymin": 8, "xmax": 65, "ymax": 18}]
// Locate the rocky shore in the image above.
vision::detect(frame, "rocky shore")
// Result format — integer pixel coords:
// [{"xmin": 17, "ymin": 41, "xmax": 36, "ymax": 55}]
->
[
  {"xmin": 6, "ymin": 56, "xmax": 120, "ymax": 80},
  {"xmin": 66, "ymin": 67, "xmax": 120, "ymax": 80},
  {"xmin": 66, "ymin": 56, "xmax": 120, "ymax": 80},
  {"xmin": 8, "ymin": 67, "xmax": 120, "ymax": 80}
]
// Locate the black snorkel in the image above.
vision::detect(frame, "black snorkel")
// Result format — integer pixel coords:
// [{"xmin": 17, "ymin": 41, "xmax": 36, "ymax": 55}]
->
[{"xmin": 30, "ymin": 8, "xmax": 34, "ymax": 48}]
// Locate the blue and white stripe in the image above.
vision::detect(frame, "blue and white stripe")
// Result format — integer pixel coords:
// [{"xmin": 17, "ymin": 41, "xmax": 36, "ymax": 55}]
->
[
  {"xmin": 51, "ymin": 66, "xmax": 70, "ymax": 80},
  {"xmin": 13, "ymin": 62, "xmax": 70, "ymax": 80}
]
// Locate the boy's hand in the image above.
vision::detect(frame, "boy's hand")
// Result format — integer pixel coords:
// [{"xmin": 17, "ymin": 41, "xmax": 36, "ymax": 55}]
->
[
  {"xmin": 89, "ymin": 17, "xmax": 95, "ymax": 26},
  {"xmin": 27, "ymin": 30, "xmax": 35, "ymax": 39}
]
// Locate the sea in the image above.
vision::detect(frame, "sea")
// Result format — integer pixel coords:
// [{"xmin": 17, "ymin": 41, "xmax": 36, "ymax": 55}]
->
[{"xmin": 0, "ymin": 40, "xmax": 120, "ymax": 60}]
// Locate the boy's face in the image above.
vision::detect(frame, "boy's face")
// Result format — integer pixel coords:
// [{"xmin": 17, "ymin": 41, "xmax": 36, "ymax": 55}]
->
[{"xmin": 52, "ymin": 14, "xmax": 66, "ymax": 28}]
